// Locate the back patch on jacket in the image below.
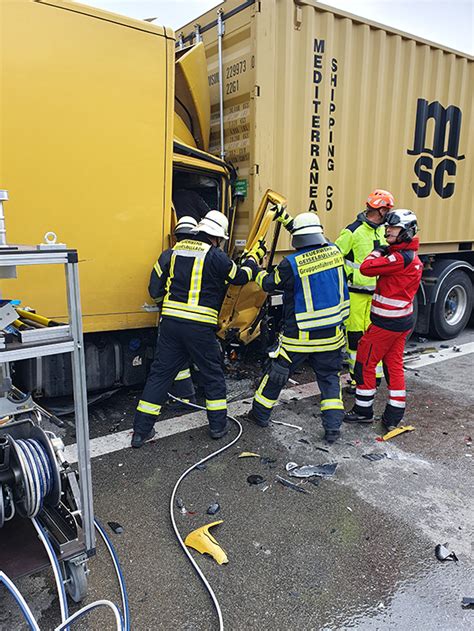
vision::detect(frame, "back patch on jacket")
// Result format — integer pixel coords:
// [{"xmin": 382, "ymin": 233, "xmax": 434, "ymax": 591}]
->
[{"xmin": 294, "ymin": 246, "xmax": 344, "ymax": 276}]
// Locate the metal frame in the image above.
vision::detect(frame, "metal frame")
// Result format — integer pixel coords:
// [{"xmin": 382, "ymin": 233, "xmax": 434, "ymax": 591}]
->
[{"xmin": 0, "ymin": 246, "xmax": 95, "ymax": 552}]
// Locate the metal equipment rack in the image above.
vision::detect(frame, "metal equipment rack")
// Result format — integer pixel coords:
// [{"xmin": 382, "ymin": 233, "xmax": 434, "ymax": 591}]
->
[{"xmin": 0, "ymin": 245, "xmax": 95, "ymax": 598}]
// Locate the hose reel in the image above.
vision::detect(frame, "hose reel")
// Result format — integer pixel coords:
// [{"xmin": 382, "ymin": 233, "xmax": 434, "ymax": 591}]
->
[{"xmin": 0, "ymin": 419, "xmax": 61, "ymax": 528}]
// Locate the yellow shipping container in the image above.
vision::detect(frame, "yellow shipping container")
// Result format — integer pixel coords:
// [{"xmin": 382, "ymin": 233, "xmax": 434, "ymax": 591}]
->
[{"xmin": 179, "ymin": 0, "xmax": 473, "ymax": 253}]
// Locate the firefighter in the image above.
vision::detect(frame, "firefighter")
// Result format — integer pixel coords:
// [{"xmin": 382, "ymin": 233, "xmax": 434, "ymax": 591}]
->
[
  {"xmin": 335, "ymin": 189, "xmax": 394, "ymax": 392},
  {"xmin": 248, "ymin": 210, "xmax": 350, "ymax": 444},
  {"xmin": 149, "ymin": 216, "xmax": 199, "ymax": 405},
  {"xmin": 131, "ymin": 210, "xmax": 263, "ymax": 448},
  {"xmin": 344, "ymin": 209, "xmax": 422, "ymax": 430}
]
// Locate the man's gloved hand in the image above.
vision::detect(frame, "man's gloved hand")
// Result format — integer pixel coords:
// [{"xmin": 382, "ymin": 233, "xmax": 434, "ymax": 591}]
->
[
  {"xmin": 272, "ymin": 204, "xmax": 294, "ymax": 230},
  {"xmin": 373, "ymin": 245, "xmax": 389, "ymax": 256},
  {"xmin": 246, "ymin": 238, "xmax": 267, "ymax": 264},
  {"xmin": 268, "ymin": 360, "xmax": 290, "ymax": 386}
]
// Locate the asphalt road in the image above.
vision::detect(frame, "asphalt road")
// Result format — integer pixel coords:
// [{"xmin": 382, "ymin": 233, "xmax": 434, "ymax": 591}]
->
[{"xmin": 1, "ymin": 329, "xmax": 473, "ymax": 631}]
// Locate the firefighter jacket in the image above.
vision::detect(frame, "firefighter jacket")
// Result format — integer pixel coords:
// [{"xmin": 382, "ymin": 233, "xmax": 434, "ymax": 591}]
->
[
  {"xmin": 335, "ymin": 213, "xmax": 387, "ymax": 294},
  {"xmin": 360, "ymin": 237, "xmax": 423, "ymax": 332},
  {"xmin": 255, "ymin": 243, "xmax": 349, "ymax": 355},
  {"xmin": 149, "ymin": 237, "xmax": 256, "ymax": 328}
]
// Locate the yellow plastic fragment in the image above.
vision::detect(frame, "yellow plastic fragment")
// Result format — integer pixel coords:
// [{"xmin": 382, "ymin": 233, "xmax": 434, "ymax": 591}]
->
[
  {"xmin": 238, "ymin": 452, "xmax": 261, "ymax": 458},
  {"xmin": 184, "ymin": 520, "xmax": 228, "ymax": 565},
  {"xmin": 382, "ymin": 425, "xmax": 415, "ymax": 441}
]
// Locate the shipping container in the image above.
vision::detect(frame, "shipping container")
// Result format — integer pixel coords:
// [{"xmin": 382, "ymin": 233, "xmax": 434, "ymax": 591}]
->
[{"xmin": 179, "ymin": 0, "xmax": 474, "ymax": 338}]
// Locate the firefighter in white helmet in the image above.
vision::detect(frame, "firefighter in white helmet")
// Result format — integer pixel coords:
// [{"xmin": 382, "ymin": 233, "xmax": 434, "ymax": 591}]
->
[
  {"xmin": 248, "ymin": 210, "xmax": 350, "ymax": 444},
  {"xmin": 132, "ymin": 209, "xmax": 264, "ymax": 448}
]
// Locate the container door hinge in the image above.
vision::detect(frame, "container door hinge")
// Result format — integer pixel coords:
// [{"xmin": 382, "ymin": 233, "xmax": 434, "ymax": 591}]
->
[
  {"xmin": 251, "ymin": 164, "xmax": 259, "ymax": 176},
  {"xmin": 253, "ymin": 85, "xmax": 260, "ymax": 97},
  {"xmin": 294, "ymin": 5, "xmax": 303, "ymax": 30}
]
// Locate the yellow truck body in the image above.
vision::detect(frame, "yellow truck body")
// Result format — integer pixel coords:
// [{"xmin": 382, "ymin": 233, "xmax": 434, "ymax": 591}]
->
[
  {"xmin": 1, "ymin": 0, "xmax": 175, "ymax": 332},
  {"xmin": 179, "ymin": 0, "xmax": 473, "ymax": 254}
]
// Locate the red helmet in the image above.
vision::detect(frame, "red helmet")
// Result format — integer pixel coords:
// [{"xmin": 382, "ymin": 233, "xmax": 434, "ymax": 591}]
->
[{"xmin": 367, "ymin": 189, "xmax": 394, "ymax": 210}]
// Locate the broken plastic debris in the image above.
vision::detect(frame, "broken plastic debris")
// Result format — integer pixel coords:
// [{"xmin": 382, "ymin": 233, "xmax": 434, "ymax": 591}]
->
[
  {"xmin": 346, "ymin": 506, "xmax": 353, "ymax": 512},
  {"xmin": 207, "ymin": 502, "xmax": 221, "ymax": 516},
  {"xmin": 276, "ymin": 475, "xmax": 308, "ymax": 493},
  {"xmin": 362, "ymin": 453, "xmax": 387, "ymax": 462},
  {"xmin": 461, "ymin": 597, "xmax": 474, "ymax": 609},
  {"xmin": 195, "ymin": 463, "xmax": 207, "ymax": 471},
  {"xmin": 184, "ymin": 521, "xmax": 228, "ymax": 565},
  {"xmin": 238, "ymin": 451, "xmax": 261, "ymax": 458},
  {"xmin": 464, "ymin": 436, "xmax": 472, "ymax": 447},
  {"xmin": 285, "ymin": 462, "xmax": 338, "ymax": 478},
  {"xmin": 381, "ymin": 426, "xmax": 415, "ymax": 441},
  {"xmin": 247, "ymin": 474, "xmax": 266, "ymax": 485},
  {"xmin": 260, "ymin": 456, "xmax": 277, "ymax": 466},
  {"xmin": 435, "ymin": 543, "xmax": 458, "ymax": 562},
  {"xmin": 107, "ymin": 521, "xmax": 124, "ymax": 534}
]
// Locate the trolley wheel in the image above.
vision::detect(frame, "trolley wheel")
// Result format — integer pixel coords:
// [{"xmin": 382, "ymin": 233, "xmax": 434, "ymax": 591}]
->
[{"xmin": 64, "ymin": 559, "xmax": 88, "ymax": 603}]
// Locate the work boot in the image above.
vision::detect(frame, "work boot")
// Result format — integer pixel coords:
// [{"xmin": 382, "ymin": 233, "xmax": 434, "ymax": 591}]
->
[
  {"xmin": 324, "ymin": 429, "xmax": 341, "ymax": 444},
  {"xmin": 344, "ymin": 409, "xmax": 374, "ymax": 424},
  {"xmin": 209, "ymin": 419, "xmax": 231, "ymax": 439},
  {"xmin": 131, "ymin": 428, "xmax": 156, "ymax": 448},
  {"xmin": 381, "ymin": 417, "xmax": 398, "ymax": 432},
  {"xmin": 243, "ymin": 409, "xmax": 270, "ymax": 428},
  {"xmin": 346, "ymin": 380, "xmax": 356, "ymax": 396}
]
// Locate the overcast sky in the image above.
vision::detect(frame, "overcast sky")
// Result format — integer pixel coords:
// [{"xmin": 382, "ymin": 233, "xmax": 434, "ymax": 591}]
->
[{"xmin": 85, "ymin": 0, "xmax": 473, "ymax": 54}]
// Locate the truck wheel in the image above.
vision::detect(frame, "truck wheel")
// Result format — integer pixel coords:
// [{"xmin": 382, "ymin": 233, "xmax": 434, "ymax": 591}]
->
[{"xmin": 430, "ymin": 271, "xmax": 473, "ymax": 339}]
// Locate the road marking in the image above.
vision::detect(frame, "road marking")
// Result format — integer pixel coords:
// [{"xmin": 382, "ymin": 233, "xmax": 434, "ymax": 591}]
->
[
  {"xmin": 64, "ymin": 381, "xmax": 321, "ymax": 463},
  {"xmin": 405, "ymin": 341, "xmax": 474, "ymax": 370}
]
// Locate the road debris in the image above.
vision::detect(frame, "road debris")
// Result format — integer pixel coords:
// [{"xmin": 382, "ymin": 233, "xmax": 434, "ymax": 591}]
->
[
  {"xmin": 285, "ymin": 462, "xmax": 338, "ymax": 478},
  {"xmin": 247, "ymin": 474, "xmax": 266, "ymax": 485},
  {"xmin": 276, "ymin": 475, "xmax": 308, "ymax": 494},
  {"xmin": 207, "ymin": 502, "xmax": 221, "ymax": 516},
  {"xmin": 461, "ymin": 597, "xmax": 474, "ymax": 609},
  {"xmin": 107, "ymin": 521, "xmax": 124, "ymax": 534},
  {"xmin": 271, "ymin": 420, "xmax": 303, "ymax": 430},
  {"xmin": 260, "ymin": 456, "xmax": 277, "ymax": 466},
  {"xmin": 238, "ymin": 451, "xmax": 261, "ymax": 458},
  {"xmin": 435, "ymin": 543, "xmax": 459, "ymax": 562},
  {"xmin": 464, "ymin": 436, "xmax": 472, "ymax": 447},
  {"xmin": 184, "ymin": 521, "xmax": 228, "ymax": 565},
  {"xmin": 346, "ymin": 506, "xmax": 353, "ymax": 512},
  {"xmin": 377, "ymin": 426, "xmax": 415, "ymax": 441},
  {"xmin": 362, "ymin": 453, "xmax": 388, "ymax": 462},
  {"xmin": 195, "ymin": 463, "xmax": 207, "ymax": 471}
]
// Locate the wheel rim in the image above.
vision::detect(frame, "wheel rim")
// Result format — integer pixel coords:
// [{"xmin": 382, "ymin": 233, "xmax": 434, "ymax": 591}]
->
[{"xmin": 444, "ymin": 285, "xmax": 468, "ymax": 326}]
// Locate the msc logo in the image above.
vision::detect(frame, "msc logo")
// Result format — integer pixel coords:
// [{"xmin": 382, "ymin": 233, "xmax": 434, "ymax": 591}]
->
[{"xmin": 407, "ymin": 98, "xmax": 465, "ymax": 199}]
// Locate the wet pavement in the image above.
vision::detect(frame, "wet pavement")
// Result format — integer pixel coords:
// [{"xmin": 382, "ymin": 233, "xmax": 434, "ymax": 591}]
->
[{"xmin": 1, "ymin": 331, "xmax": 473, "ymax": 630}]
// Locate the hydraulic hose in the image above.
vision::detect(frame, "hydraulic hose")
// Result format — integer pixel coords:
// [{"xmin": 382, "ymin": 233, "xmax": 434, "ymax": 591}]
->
[
  {"xmin": 0, "ymin": 432, "xmax": 129, "ymax": 631},
  {"xmin": 94, "ymin": 518, "xmax": 130, "ymax": 631},
  {"xmin": 168, "ymin": 393, "xmax": 243, "ymax": 631},
  {"xmin": 31, "ymin": 517, "xmax": 69, "ymax": 629}
]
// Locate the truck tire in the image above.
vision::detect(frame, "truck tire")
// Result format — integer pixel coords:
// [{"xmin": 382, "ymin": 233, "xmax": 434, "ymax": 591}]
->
[{"xmin": 429, "ymin": 271, "xmax": 473, "ymax": 339}]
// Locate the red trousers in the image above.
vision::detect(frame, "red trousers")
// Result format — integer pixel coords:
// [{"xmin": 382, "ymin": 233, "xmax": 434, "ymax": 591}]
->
[{"xmin": 353, "ymin": 324, "xmax": 409, "ymax": 423}]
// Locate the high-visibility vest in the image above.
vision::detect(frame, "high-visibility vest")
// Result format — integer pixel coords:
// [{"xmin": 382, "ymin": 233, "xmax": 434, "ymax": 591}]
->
[{"xmin": 287, "ymin": 243, "xmax": 350, "ymax": 331}]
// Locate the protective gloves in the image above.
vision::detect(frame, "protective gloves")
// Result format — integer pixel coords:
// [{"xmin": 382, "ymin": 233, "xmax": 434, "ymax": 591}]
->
[
  {"xmin": 373, "ymin": 245, "xmax": 389, "ymax": 256},
  {"xmin": 246, "ymin": 238, "xmax": 267, "ymax": 265},
  {"xmin": 269, "ymin": 361, "xmax": 290, "ymax": 386},
  {"xmin": 272, "ymin": 204, "xmax": 294, "ymax": 231}
]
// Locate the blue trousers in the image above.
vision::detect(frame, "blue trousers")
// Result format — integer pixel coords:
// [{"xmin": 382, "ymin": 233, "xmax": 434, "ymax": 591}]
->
[
  {"xmin": 134, "ymin": 318, "xmax": 227, "ymax": 436},
  {"xmin": 252, "ymin": 348, "xmax": 344, "ymax": 430}
]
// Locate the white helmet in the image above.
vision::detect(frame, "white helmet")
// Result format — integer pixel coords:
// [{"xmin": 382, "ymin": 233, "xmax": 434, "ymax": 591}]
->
[
  {"xmin": 291, "ymin": 212, "xmax": 327, "ymax": 249},
  {"xmin": 174, "ymin": 215, "xmax": 198, "ymax": 236},
  {"xmin": 196, "ymin": 210, "xmax": 229, "ymax": 240},
  {"xmin": 385, "ymin": 209, "xmax": 418, "ymax": 242}
]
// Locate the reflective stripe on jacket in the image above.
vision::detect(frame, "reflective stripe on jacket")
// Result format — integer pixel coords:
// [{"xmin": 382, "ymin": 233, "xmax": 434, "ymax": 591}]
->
[
  {"xmin": 335, "ymin": 213, "xmax": 387, "ymax": 294},
  {"xmin": 286, "ymin": 243, "xmax": 350, "ymax": 331},
  {"xmin": 149, "ymin": 237, "xmax": 255, "ymax": 327},
  {"xmin": 360, "ymin": 237, "xmax": 423, "ymax": 332}
]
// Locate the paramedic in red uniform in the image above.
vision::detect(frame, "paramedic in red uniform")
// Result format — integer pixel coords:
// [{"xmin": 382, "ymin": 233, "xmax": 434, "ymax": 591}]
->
[{"xmin": 344, "ymin": 209, "xmax": 422, "ymax": 431}]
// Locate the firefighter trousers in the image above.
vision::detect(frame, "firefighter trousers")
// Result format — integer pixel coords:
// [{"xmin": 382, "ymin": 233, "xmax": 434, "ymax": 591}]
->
[
  {"xmin": 252, "ymin": 348, "xmax": 344, "ymax": 430},
  {"xmin": 133, "ymin": 318, "xmax": 227, "ymax": 436},
  {"xmin": 345, "ymin": 292, "xmax": 383, "ymax": 380},
  {"xmin": 352, "ymin": 324, "xmax": 409, "ymax": 424}
]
